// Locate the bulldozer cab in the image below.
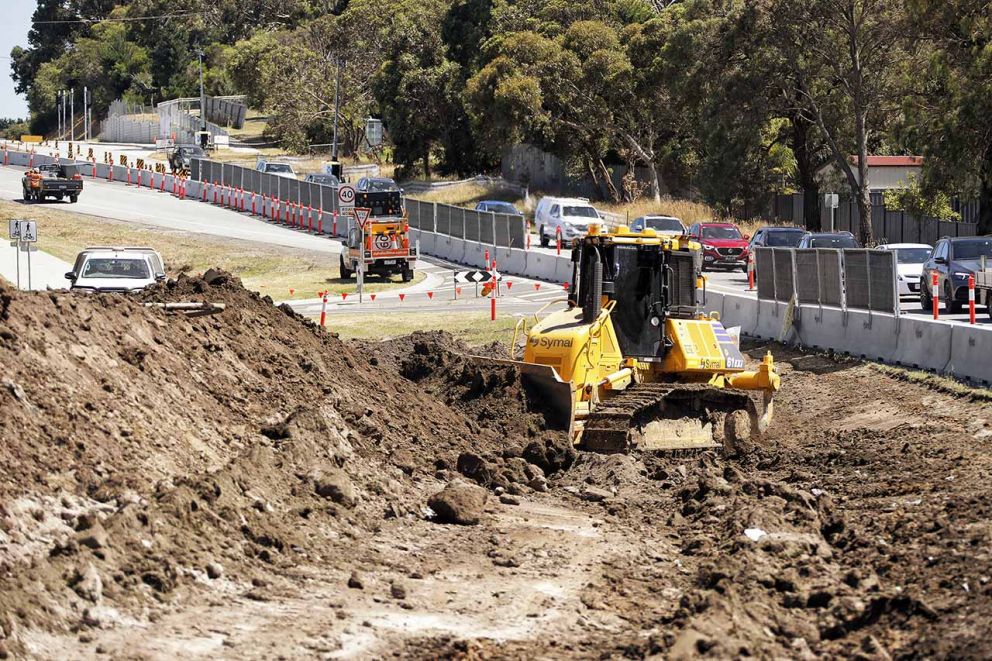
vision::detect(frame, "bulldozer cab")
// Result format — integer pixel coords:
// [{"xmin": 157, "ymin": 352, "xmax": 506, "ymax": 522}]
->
[{"xmin": 569, "ymin": 231, "xmax": 701, "ymax": 361}]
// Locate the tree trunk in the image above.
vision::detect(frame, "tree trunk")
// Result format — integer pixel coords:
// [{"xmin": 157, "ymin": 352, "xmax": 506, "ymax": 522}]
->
[
  {"xmin": 646, "ymin": 160, "xmax": 661, "ymax": 203},
  {"xmin": 597, "ymin": 158, "xmax": 621, "ymax": 203},
  {"xmin": 791, "ymin": 112, "xmax": 821, "ymax": 230},
  {"xmin": 854, "ymin": 112, "xmax": 875, "ymax": 246}
]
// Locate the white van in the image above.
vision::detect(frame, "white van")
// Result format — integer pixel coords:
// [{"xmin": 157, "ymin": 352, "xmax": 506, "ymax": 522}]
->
[
  {"xmin": 65, "ymin": 247, "xmax": 166, "ymax": 293},
  {"xmin": 534, "ymin": 197, "xmax": 601, "ymax": 247}
]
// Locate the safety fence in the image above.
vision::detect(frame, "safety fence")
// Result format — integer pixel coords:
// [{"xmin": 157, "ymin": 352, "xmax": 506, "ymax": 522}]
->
[
  {"xmin": 203, "ymin": 96, "xmax": 247, "ymax": 129},
  {"xmin": 754, "ymin": 247, "xmax": 898, "ymax": 315},
  {"xmin": 191, "ymin": 158, "xmax": 528, "ymax": 249},
  {"xmin": 770, "ymin": 191, "xmax": 980, "ymax": 245},
  {"xmin": 158, "ymin": 100, "xmax": 229, "ymax": 145}
]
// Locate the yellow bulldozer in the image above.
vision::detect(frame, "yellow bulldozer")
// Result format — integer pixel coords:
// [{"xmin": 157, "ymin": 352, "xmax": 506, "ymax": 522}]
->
[{"xmin": 503, "ymin": 224, "xmax": 780, "ymax": 453}]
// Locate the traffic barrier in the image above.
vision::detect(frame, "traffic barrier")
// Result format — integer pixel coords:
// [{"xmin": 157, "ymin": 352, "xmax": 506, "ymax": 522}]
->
[
  {"xmin": 932, "ymin": 271, "xmax": 939, "ymax": 320},
  {"xmin": 969, "ymin": 275, "xmax": 976, "ymax": 324},
  {"xmin": 947, "ymin": 324, "xmax": 992, "ymax": 385},
  {"xmin": 319, "ymin": 294, "xmax": 328, "ymax": 327}
]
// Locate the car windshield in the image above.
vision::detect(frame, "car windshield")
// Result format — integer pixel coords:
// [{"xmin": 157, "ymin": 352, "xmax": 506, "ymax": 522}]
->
[
  {"xmin": 81, "ymin": 258, "xmax": 150, "ymax": 279},
  {"xmin": 266, "ymin": 163, "xmax": 293, "ymax": 173},
  {"xmin": 894, "ymin": 248, "xmax": 931, "ymax": 264},
  {"xmin": 486, "ymin": 202, "xmax": 517, "ymax": 214},
  {"xmin": 182, "ymin": 147, "xmax": 205, "ymax": 157},
  {"xmin": 766, "ymin": 230, "xmax": 805, "ymax": 247},
  {"xmin": 810, "ymin": 235, "xmax": 859, "ymax": 249},
  {"xmin": 644, "ymin": 217, "xmax": 683, "ymax": 232},
  {"xmin": 310, "ymin": 175, "xmax": 338, "ymax": 185},
  {"xmin": 563, "ymin": 206, "xmax": 599, "ymax": 219},
  {"xmin": 952, "ymin": 239, "xmax": 992, "ymax": 260},
  {"xmin": 366, "ymin": 179, "xmax": 398, "ymax": 192},
  {"xmin": 701, "ymin": 226, "xmax": 742, "ymax": 240}
]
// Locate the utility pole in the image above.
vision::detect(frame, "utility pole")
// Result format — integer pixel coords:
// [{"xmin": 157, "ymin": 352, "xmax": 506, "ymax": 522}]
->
[
  {"xmin": 56, "ymin": 90, "xmax": 61, "ymax": 140},
  {"xmin": 331, "ymin": 56, "xmax": 343, "ymax": 161},
  {"xmin": 198, "ymin": 50, "xmax": 208, "ymax": 148},
  {"xmin": 83, "ymin": 87, "xmax": 88, "ymax": 141},
  {"xmin": 70, "ymin": 88, "xmax": 75, "ymax": 142}
]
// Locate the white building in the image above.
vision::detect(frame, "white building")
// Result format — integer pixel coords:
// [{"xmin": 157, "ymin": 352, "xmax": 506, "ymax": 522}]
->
[{"xmin": 817, "ymin": 156, "xmax": 923, "ymax": 191}]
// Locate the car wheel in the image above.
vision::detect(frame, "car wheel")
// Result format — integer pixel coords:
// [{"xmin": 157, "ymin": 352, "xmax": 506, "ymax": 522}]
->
[
  {"xmin": 945, "ymin": 281, "xmax": 962, "ymax": 314},
  {"xmin": 339, "ymin": 255, "xmax": 352, "ymax": 279},
  {"xmin": 539, "ymin": 225, "xmax": 549, "ymax": 248},
  {"xmin": 919, "ymin": 279, "xmax": 930, "ymax": 310},
  {"xmin": 69, "ymin": 195, "xmax": 78, "ymax": 204},
  {"xmin": 401, "ymin": 267, "xmax": 413, "ymax": 283},
  {"xmin": 740, "ymin": 265, "xmax": 748, "ymax": 273}
]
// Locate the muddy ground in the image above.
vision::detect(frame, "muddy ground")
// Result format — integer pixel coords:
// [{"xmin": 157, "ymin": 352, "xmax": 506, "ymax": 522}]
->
[{"xmin": 1, "ymin": 274, "xmax": 990, "ymax": 659}]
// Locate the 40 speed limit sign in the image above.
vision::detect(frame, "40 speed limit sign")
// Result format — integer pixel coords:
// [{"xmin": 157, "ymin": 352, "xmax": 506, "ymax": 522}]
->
[{"xmin": 337, "ymin": 184, "xmax": 356, "ymax": 209}]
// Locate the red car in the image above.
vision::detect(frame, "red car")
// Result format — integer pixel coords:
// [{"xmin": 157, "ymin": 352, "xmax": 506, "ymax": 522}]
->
[{"xmin": 687, "ymin": 222, "xmax": 750, "ymax": 272}]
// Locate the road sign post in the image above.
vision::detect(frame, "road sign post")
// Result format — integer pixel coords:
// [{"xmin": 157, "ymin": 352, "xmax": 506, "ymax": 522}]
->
[
  {"xmin": 9, "ymin": 220, "xmax": 37, "ymax": 290},
  {"xmin": 352, "ymin": 207, "xmax": 372, "ymax": 304},
  {"xmin": 8, "ymin": 220, "xmax": 21, "ymax": 289}
]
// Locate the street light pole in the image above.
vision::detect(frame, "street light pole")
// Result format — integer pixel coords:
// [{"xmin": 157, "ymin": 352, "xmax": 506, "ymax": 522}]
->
[
  {"xmin": 70, "ymin": 87, "xmax": 75, "ymax": 142},
  {"xmin": 331, "ymin": 56, "xmax": 342, "ymax": 161},
  {"xmin": 56, "ymin": 90, "xmax": 62, "ymax": 140}
]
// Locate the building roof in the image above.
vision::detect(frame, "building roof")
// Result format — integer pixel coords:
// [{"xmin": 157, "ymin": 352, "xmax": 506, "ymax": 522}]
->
[{"xmin": 849, "ymin": 155, "xmax": 923, "ymax": 167}]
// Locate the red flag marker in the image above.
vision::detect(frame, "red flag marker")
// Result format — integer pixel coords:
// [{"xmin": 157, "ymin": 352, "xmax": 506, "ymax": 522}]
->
[
  {"xmin": 427, "ymin": 291, "xmax": 434, "ymax": 300},
  {"xmin": 505, "ymin": 281, "xmax": 513, "ymax": 290},
  {"xmin": 341, "ymin": 292, "xmax": 348, "ymax": 301},
  {"xmin": 289, "ymin": 288, "xmax": 295, "ymax": 296},
  {"xmin": 370, "ymin": 293, "xmax": 377, "ymax": 302},
  {"xmin": 399, "ymin": 293, "xmax": 406, "ymax": 302},
  {"xmin": 562, "ymin": 282, "xmax": 570, "ymax": 291},
  {"xmin": 534, "ymin": 283, "xmax": 541, "ymax": 291},
  {"xmin": 456, "ymin": 287, "xmax": 462, "ymax": 296}
]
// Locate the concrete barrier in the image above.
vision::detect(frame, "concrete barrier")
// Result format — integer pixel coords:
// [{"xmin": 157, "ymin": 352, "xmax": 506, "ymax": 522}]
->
[
  {"xmin": 501, "ymin": 248, "xmax": 528, "ymax": 277},
  {"xmin": 894, "ymin": 316, "xmax": 953, "ymax": 373},
  {"xmin": 947, "ymin": 324, "xmax": 992, "ymax": 385}
]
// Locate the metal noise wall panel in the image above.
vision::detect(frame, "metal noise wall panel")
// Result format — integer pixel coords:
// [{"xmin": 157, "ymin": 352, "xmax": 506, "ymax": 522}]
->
[
  {"xmin": 794, "ymin": 250, "xmax": 820, "ymax": 304},
  {"xmin": 221, "ymin": 163, "xmax": 233, "ymax": 187},
  {"xmin": 436, "ymin": 204, "xmax": 451, "ymax": 236},
  {"xmin": 299, "ymin": 182, "xmax": 311, "ymax": 208},
  {"xmin": 465, "ymin": 210, "xmax": 480, "ymax": 242},
  {"xmin": 495, "ymin": 215, "xmax": 511, "ymax": 247},
  {"xmin": 259, "ymin": 172, "xmax": 271, "ymax": 198},
  {"xmin": 867, "ymin": 250, "xmax": 898, "ymax": 314},
  {"xmin": 507, "ymin": 215, "xmax": 525, "ymax": 248},
  {"xmin": 408, "ymin": 200, "xmax": 423, "ymax": 229},
  {"xmin": 251, "ymin": 170, "xmax": 261, "ymax": 195},
  {"xmin": 480, "ymin": 212, "xmax": 495, "ymax": 244},
  {"xmin": 772, "ymin": 248, "xmax": 795, "ymax": 303},
  {"xmin": 843, "ymin": 250, "xmax": 870, "ymax": 310},
  {"xmin": 755, "ymin": 248, "xmax": 775, "ymax": 300},
  {"xmin": 817, "ymin": 250, "xmax": 844, "ymax": 307},
  {"xmin": 287, "ymin": 178, "xmax": 301, "ymax": 204},
  {"xmin": 190, "ymin": 158, "xmax": 201, "ymax": 181}
]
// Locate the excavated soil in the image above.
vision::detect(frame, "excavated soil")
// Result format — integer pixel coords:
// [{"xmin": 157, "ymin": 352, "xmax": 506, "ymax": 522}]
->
[{"xmin": 1, "ymin": 274, "xmax": 991, "ymax": 659}]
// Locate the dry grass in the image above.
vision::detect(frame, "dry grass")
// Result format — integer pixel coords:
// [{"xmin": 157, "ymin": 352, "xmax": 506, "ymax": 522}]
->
[
  {"xmin": 322, "ymin": 310, "xmax": 519, "ymax": 346},
  {"xmin": 0, "ymin": 200, "xmax": 422, "ymax": 300},
  {"xmin": 415, "ymin": 183, "xmax": 523, "ymax": 207},
  {"xmin": 870, "ymin": 363, "xmax": 992, "ymax": 402}
]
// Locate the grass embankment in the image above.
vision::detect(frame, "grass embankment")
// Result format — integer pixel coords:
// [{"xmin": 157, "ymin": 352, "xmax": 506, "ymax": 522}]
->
[
  {"xmin": 0, "ymin": 200, "xmax": 422, "ymax": 300},
  {"xmin": 329, "ymin": 310, "xmax": 518, "ymax": 346}
]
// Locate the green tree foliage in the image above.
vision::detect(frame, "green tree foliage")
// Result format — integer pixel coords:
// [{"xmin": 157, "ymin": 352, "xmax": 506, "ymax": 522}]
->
[{"xmin": 883, "ymin": 176, "xmax": 961, "ymax": 221}]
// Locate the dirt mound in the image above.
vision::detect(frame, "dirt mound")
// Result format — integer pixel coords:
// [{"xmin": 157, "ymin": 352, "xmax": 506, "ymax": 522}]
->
[{"xmin": 0, "ymin": 274, "xmax": 561, "ymax": 656}]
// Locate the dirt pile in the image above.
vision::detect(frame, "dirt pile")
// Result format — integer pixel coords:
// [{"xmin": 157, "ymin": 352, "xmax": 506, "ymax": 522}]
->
[{"xmin": 0, "ymin": 274, "xmax": 559, "ymax": 656}]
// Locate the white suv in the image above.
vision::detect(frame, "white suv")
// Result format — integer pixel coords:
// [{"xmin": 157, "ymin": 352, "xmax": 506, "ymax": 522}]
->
[
  {"xmin": 255, "ymin": 160, "xmax": 298, "ymax": 179},
  {"xmin": 65, "ymin": 247, "xmax": 166, "ymax": 293},
  {"xmin": 534, "ymin": 197, "xmax": 601, "ymax": 247}
]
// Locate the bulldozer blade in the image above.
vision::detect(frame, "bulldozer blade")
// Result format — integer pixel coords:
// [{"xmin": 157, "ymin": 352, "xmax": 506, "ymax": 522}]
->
[{"xmin": 467, "ymin": 356, "xmax": 574, "ymax": 436}]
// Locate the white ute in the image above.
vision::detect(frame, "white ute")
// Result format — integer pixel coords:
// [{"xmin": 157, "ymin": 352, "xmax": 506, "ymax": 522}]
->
[
  {"xmin": 534, "ymin": 196, "xmax": 602, "ymax": 247},
  {"xmin": 65, "ymin": 247, "xmax": 166, "ymax": 293}
]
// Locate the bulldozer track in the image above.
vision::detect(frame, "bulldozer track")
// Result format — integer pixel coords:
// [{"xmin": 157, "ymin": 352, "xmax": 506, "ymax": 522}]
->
[{"xmin": 581, "ymin": 383, "xmax": 762, "ymax": 454}]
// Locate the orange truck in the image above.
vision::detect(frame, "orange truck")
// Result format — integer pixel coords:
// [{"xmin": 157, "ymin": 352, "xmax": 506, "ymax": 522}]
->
[{"xmin": 339, "ymin": 191, "xmax": 416, "ymax": 282}]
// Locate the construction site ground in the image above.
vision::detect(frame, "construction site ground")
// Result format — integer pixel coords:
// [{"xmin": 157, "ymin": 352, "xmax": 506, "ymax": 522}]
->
[{"xmin": 1, "ymin": 273, "xmax": 990, "ymax": 659}]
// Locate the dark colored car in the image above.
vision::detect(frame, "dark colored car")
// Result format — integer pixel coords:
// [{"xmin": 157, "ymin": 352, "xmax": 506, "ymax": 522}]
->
[
  {"xmin": 167, "ymin": 145, "xmax": 206, "ymax": 173},
  {"xmin": 630, "ymin": 215, "xmax": 686, "ymax": 236},
  {"xmin": 475, "ymin": 200, "xmax": 521, "ymax": 215},
  {"xmin": 921, "ymin": 236, "xmax": 992, "ymax": 313},
  {"xmin": 796, "ymin": 232, "xmax": 861, "ymax": 249},
  {"xmin": 304, "ymin": 173, "xmax": 340, "ymax": 186},
  {"xmin": 687, "ymin": 222, "xmax": 750, "ymax": 271},
  {"xmin": 356, "ymin": 177, "xmax": 400, "ymax": 193},
  {"xmin": 745, "ymin": 226, "xmax": 806, "ymax": 273}
]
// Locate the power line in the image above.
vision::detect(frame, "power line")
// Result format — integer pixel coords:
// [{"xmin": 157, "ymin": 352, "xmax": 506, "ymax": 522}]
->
[{"xmin": 32, "ymin": 10, "xmax": 206, "ymax": 25}]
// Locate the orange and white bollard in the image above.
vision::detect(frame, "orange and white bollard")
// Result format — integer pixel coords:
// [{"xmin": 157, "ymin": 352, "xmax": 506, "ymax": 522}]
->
[
  {"xmin": 932, "ymin": 271, "xmax": 940, "ymax": 320},
  {"xmin": 317, "ymin": 207, "xmax": 323, "ymax": 234},
  {"xmin": 556, "ymin": 227, "xmax": 562, "ymax": 256},
  {"xmin": 747, "ymin": 259, "xmax": 756, "ymax": 290},
  {"xmin": 319, "ymin": 293, "xmax": 329, "ymax": 327},
  {"xmin": 332, "ymin": 211, "xmax": 338, "ymax": 235},
  {"xmin": 969, "ymin": 274, "xmax": 976, "ymax": 324}
]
